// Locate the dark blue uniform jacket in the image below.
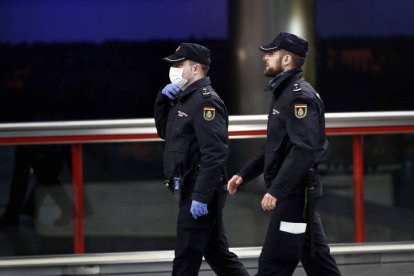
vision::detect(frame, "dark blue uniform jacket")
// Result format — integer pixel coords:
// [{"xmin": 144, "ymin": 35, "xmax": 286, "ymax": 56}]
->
[
  {"xmin": 238, "ymin": 68, "xmax": 330, "ymax": 200},
  {"xmin": 154, "ymin": 77, "xmax": 228, "ymax": 203}
]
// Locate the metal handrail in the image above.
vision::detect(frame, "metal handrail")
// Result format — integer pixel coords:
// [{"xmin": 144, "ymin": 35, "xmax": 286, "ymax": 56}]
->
[
  {"xmin": 0, "ymin": 111, "xmax": 413, "ymax": 143},
  {"xmin": 0, "ymin": 242, "xmax": 413, "ymax": 268}
]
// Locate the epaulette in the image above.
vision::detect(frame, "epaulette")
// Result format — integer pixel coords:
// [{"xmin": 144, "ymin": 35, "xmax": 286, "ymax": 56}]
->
[
  {"xmin": 201, "ymin": 87, "xmax": 212, "ymax": 98},
  {"xmin": 292, "ymin": 83, "xmax": 302, "ymax": 93}
]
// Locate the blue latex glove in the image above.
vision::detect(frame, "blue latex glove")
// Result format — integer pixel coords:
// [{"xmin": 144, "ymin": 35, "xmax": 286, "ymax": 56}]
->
[
  {"xmin": 161, "ymin": 83, "xmax": 180, "ymax": 100},
  {"xmin": 190, "ymin": 200, "xmax": 208, "ymax": 219}
]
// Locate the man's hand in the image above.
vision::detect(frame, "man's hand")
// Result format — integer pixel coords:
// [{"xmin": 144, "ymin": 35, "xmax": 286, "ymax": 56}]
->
[
  {"xmin": 261, "ymin": 193, "xmax": 277, "ymax": 211},
  {"xmin": 190, "ymin": 200, "xmax": 208, "ymax": 219},
  {"xmin": 227, "ymin": 175, "xmax": 243, "ymax": 195},
  {"xmin": 161, "ymin": 83, "xmax": 180, "ymax": 100}
]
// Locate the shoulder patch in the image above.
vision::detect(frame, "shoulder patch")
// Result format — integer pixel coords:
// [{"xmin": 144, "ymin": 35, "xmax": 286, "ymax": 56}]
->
[
  {"xmin": 201, "ymin": 87, "xmax": 211, "ymax": 98},
  {"xmin": 203, "ymin": 107, "xmax": 215, "ymax": 121},
  {"xmin": 294, "ymin": 104, "xmax": 307, "ymax": 119},
  {"xmin": 293, "ymin": 83, "xmax": 301, "ymax": 92}
]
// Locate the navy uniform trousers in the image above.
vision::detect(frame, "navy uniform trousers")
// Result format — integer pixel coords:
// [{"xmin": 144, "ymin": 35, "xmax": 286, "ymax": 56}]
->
[
  {"xmin": 256, "ymin": 192, "xmax": 341, "ymax": 276},
  {"xmin": 172, "ymin": 183, "xmax": 248, "ymax": 276}
]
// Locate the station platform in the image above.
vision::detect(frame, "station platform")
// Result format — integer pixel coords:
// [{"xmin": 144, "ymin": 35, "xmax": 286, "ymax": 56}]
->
[{"xmin": 0, "ymin": 242, "xmax": 413, "ymax": 275}]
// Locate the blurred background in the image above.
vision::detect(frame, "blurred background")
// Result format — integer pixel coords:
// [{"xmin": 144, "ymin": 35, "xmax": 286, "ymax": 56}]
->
[{"xmin": 0, "ymin": 0, "xmax": 413, "ymax": 258}]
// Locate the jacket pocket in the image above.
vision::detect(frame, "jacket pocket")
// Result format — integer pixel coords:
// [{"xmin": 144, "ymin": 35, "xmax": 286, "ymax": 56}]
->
[{"xmin": 163, "ymin": 141, "xmax": 189, "ymax": 179}]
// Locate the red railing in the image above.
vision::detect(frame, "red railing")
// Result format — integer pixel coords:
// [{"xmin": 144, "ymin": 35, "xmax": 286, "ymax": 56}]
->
[{"xmin": 1, "ymin": 111, "xmax": 414, "ymax": 252}]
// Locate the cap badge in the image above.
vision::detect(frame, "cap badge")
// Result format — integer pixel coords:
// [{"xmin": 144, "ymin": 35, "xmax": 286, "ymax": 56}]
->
[
  {"xmin": 294, "ymin": 104, "xmax": 307, "ymax": 119},
  {"xmin": 203, "ymin": 107, "xmax": 215, "ymax": 121},
  {"xmin": 175, "ymin": 46, "xmax": 181, "ymax": 52}
]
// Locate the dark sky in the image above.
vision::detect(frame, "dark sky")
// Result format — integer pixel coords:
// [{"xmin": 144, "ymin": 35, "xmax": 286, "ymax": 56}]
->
[
  {"xmin": 0, "ymin": 0, "xmax": 228, "ymax": 43},
  {"xmin": 316, "ymin": 0, "xmax": 414, "ymax": 37},
  {"xmin": 0, "ymin": 0, "xmax": 414, "ymax": 44}
]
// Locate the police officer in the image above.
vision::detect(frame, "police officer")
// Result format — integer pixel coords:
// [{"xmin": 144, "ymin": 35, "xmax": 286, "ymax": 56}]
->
[
  {"xmin": 227, "ymin": 33, "xmax": 342, "ymax": 276},
  {"xmin": 154, "ymin": 43, "xmax": 248, "ymax": 276}
]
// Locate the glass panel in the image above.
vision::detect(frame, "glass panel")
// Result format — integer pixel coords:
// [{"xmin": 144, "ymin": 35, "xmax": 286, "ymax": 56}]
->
[
  {"xmin": 363, "ymin": 134, "xmax": 414, "ymax": 242},
  {"xmin": 0, "ymin": 145, "xmax": 73, "ymax": 256},
  {"xmin": 1, "ymin": 133, "xmax": 413, "ymax": 257},
  {"xmin": 318, "ymin": 136, "xmax": 354, "ymax": 243},
  {"xmin": 81, "ymin": 142, "xmax": 175, "ymax": 252}
]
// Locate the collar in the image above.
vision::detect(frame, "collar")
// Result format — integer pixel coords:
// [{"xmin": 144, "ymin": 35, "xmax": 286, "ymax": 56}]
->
[
  {"xmin": 265, "ymin": 68, "xmax": 303, "ymax": 92},
  {"xmin": 178, "ymin": 77, "xmax": 211, "ymax": 99}
]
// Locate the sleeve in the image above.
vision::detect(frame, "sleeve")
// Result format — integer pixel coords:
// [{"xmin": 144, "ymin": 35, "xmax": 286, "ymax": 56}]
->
[
  {"xmin": 191, "ymin": 97, "xmax": 229, "ymax": 203},
  {"xmin": 268, "ymin": 96, "xmax": 321, "ymax": 200},
  {"xmin": 238, "ymin": 146, "xmax": 265, "ymax": 183},
  {"xmin": 153, "ymin": 89, "xmax": 171, "ymax": 140}
]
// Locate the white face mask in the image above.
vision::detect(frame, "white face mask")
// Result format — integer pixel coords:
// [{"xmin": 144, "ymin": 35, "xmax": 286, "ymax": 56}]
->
[
  {"xmin": 168, "ymin": 65, "xmax": 194, "ymax": 89},
  {"xmin": 169, "ymin": 67, "xmax": 187, "ymax": 89}
]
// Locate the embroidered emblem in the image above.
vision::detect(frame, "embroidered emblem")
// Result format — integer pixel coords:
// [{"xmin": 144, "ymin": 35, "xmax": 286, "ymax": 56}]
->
[
  {"xmin": 294, "ymin": 104, "xmax": 307, "ymax": 119},
  {"xmin": 293, "ymin": 83, "xmax": 301, "ymax": 92},
  {"xmin": 175, "ymin": 46, "xmax": 180, "ymax": 52},
  {"xmin": 178, "ymin": 110, "xmax": 188, "ymax": 118},
  {"xmin": 203, "ymin": 107, "xmax": 215, "ymax": 121},
  {"xmin": 272, "ymin": 108, "xmax": 280, "ymax": 115}
]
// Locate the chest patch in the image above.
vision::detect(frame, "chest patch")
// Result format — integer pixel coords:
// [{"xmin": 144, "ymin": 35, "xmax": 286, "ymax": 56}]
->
[
  {"xmin": 203, "ymin": 107, "xmax": 215, "ymax": 121},
  {"xmin": 294, "ymin": 104, "xmax": 307, "ymax": 119},
  {"xmin": 178, "ymin": 110, "xmax": 188, "ymax": 118}
]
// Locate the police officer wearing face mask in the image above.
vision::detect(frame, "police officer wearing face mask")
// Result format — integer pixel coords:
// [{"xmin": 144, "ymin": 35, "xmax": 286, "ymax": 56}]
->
[
  {"xmin": 154, "ymin": 43, "xmax": 249, "ymax": 276},
  {"xmin": 227, "ymin": 33, "xmax": 342, "ymax": 276}
]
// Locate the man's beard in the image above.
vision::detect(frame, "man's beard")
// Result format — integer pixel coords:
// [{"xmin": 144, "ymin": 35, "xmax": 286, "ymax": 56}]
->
[{"xmin": 264, "ymin": 60, "xmax": 283, "ymax": 77}]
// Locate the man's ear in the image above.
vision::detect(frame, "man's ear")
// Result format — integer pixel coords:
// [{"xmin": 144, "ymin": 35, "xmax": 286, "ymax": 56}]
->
[
  {"xmin": 193, "ymin": 63, "xmax": 201, "ymax": 74},
  {"xmin": 283, "ymin": 55, "xmax": 291, "ymax": 66}
]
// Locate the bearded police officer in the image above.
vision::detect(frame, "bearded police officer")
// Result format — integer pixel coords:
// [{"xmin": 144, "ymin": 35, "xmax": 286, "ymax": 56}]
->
[
  {"xmin": 154, "ymin": 43, "xmax": 248, "ymax": 276},
  {"xmin": 227, "ymin": 33, "xmax": 342, "ymax": 275}
]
